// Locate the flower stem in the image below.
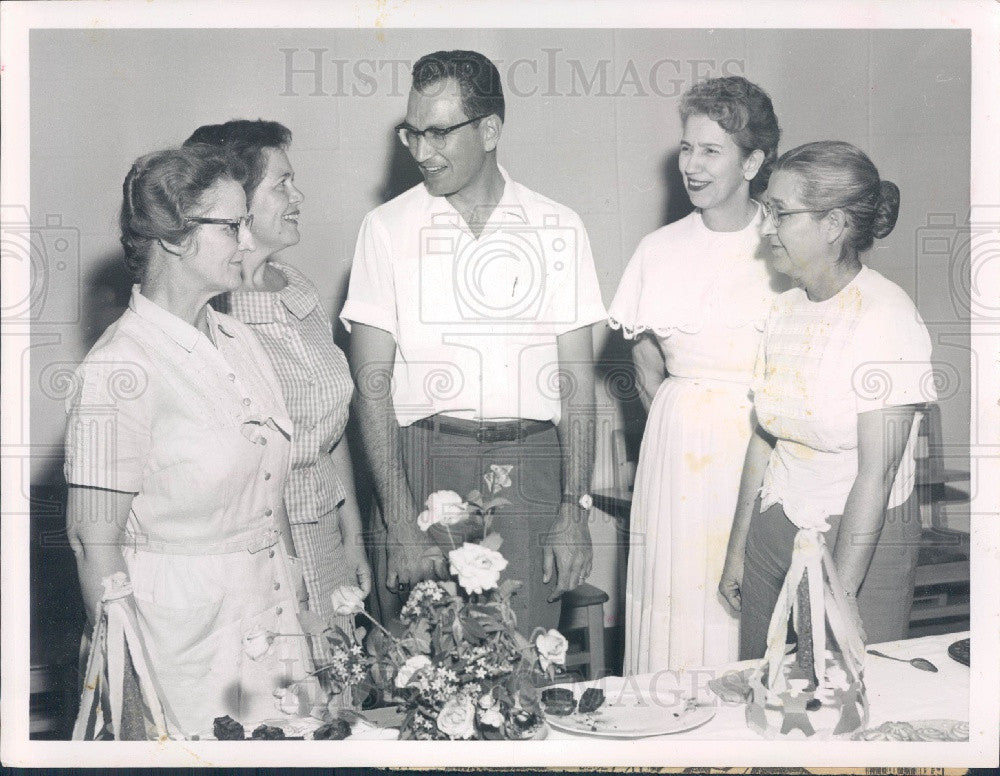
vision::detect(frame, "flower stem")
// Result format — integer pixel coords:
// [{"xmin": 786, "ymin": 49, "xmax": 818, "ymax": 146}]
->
[{"xmin": 360, "ymin": 610, "xmax": 395, "ymax": 640}]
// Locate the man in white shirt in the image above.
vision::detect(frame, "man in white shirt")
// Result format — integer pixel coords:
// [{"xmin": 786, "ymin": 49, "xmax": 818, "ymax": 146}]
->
[{"xmin": 341, "ymin": 50, "xmax": 607, "ymax": 631}]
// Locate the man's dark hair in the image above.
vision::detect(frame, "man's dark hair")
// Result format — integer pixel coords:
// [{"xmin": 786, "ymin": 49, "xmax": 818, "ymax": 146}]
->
[{"xmin": 412, "ymin": 50, "xmax": 505, "ymax": 123}]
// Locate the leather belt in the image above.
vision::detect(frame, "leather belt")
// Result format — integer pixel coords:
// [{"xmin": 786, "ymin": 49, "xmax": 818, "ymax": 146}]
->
[{"xmin": 413, "ymin": 414, "xmax": 552, "ymax": 443}]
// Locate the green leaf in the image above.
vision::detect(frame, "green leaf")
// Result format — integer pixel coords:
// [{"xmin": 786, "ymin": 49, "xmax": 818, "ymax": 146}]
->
[
  {"xmin": 483, "ymin": 497, "xmax": 512, "ymax": 511},
  {"xmin": 480, "ymin": 532, "xmax": 504, "ymax": 552},
  {"xmin": 461, "ymin": 617, "xmax": 488, "ymax": 640},
  {"xmin": 467, "ymin": 489, "xmax": 483, "ymax": 504}
]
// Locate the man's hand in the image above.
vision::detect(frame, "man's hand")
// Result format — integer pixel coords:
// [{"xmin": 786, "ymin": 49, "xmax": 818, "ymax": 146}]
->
[
  {"xmin": 542, "ymin": 502, "xmax": 593, "ymax": 596},
  {"xmin": 385, "ymin": 524, "xmax": 448, "ymax": 591},
  {"xmin": 343, "ymin": 539, "xmax": 374, "ymax": 598}
]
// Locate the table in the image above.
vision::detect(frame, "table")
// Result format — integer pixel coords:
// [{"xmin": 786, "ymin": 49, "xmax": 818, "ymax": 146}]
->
[{"xmin": 546, "ymin": 631, "xmax": 969, "ymax": 740}]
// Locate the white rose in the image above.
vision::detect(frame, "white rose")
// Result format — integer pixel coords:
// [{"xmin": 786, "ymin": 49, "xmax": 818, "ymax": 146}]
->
[
  {"xmin": 274, "ymin": 684, "xmax": 308, "ymax": 715},
  {"xmin": 479, "ymin": 705, "xmax": 504, "ymax": 728},
  {"xmin": 437, "ymin": 696, "xmax": 476, "ymax": 739},
  {"xmin": 394, "ymin": 654, "xmax": 432, "ymax": 688},
  {"xmin": 477, "ymin": 693, "xmax": 503, "ymax": 727},
  {"xmin": 416, "ymin": 509, "xmax": 434, "ymax": 532},
  {"xmin": 329, "ymin": 585, "xmax": 365, "ymax": 616},
  {"xmin": 489, "ymin": 464, "xmax": 512, "ymax": 488},
  {"xmin": 535, "ymin": 628, "xmax": 569, "ymax": 671},
  {"xmin": 426, "ymin": 490, "xmax": 468, "ymax": 526},
  {"xmin": 448, "ymin": 543, "xmax": 508, "ymax": 595},
  {"xmin": 242, "ymin": 629, "xmax": 275, "ymax": 661}
]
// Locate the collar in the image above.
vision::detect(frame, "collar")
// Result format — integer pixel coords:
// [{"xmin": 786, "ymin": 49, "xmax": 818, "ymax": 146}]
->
[
  {"xmin": 226, "ymin": 261, "xmax": 317, "ymax": 323},
  {"xmin": 128, "ymin": 286, "xmax": 202, "ymax": 352},
  {"xmin": 422, "ymin": 163, "xmax": 529, "ymax": 237}
]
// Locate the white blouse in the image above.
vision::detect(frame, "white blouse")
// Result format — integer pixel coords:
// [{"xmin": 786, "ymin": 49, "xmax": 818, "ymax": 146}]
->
[
  {"xmin": 608, "ymin": 206, "xmax": 782, "ymax": 383},
  {"xmin": 752, "ymin": 266, "xmax": 936, "ymax": 530}
]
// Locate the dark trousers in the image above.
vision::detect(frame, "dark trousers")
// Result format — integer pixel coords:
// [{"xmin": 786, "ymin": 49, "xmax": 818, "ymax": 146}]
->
[
  {"xmin": 740, "ymin": 495, "xmax": 921, "ymax": 660},
  {"xmin": 370, "ymin": 421, "xmax": 563, "ymax": 634}
]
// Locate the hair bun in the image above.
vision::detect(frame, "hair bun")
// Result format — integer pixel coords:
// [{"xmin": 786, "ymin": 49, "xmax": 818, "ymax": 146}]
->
[{"xmin": 872, "ymin": 180, "xmax": 900, "ymax": 239}]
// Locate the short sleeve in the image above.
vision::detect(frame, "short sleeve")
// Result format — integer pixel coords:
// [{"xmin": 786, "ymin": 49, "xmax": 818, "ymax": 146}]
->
[
  {"xmin": 64, "ymin": 358, "xmax": 152, "ymax": 492},
  {"xmin": 548, "ymin": 214, "xmax": 607, "ymax": 336},
  {"xmin": 607, "ymin": 238, "xmax": 646, "ymax": 339},
  {"xmin": 339, "ymin": 211, "xmax": 399, "ymax": 338},
  {"xmin": 851, "ymin": 302, "xmax": 935, "ymax": 414}
]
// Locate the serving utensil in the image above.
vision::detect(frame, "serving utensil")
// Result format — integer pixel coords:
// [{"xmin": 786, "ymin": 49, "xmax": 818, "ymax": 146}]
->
[{"xmin": 867, "ymin": 649, "xmax": 938, "ymax": 672}]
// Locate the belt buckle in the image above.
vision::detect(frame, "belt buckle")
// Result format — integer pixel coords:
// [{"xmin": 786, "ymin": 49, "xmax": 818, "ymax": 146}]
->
[
  {"xmin": 474, "ymin": 424, "xmax": 491, "ymax": 444},
  {"xmin": 248, "ymin": 529, "xmax": 280, "ymax": 554}
]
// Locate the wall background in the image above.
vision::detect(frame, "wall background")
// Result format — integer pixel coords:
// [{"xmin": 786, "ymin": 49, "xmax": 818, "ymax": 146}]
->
[{"xmin": 28, "ymin": 28, "xmax": 970, "ymax": 635}]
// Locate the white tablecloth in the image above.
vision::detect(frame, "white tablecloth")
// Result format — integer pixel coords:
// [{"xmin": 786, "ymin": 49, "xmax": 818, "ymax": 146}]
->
[{"xmin": 548, "ymin": 632, "xmax": 969, "ymax": 740}]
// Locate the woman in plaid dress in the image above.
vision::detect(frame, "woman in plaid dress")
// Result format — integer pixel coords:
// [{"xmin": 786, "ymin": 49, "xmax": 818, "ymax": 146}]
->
[{"xmin": 186, "ymin": 121, "xmax": 372, "ymax": 643}]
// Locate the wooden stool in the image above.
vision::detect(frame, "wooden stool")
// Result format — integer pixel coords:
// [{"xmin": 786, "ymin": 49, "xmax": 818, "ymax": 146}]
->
[{"xmin": 559, "ymin": 583, "xmax": 609, "ymax": 680}]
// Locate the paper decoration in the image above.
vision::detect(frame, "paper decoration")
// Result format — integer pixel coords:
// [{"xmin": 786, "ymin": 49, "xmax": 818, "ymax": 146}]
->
[
  {"xmin": 746, "ymin": 527, "xmax": 869, "ymax": 738},
  {"xmin": 73, "ymin": 573, "xmax": 176, "ymax": 740}
]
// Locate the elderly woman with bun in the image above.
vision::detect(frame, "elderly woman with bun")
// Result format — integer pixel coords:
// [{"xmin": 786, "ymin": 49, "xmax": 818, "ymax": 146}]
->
[
  {"xmin": 65, "ymin": 144, "xmax": 317, "ymax": 737},
  {"xmin": 719, "ymin": 141, "xmax": 935, "ymax": 656},
  {"xmin": 183, "ymin": 121, "xmax": 371, "ymax": 642}
]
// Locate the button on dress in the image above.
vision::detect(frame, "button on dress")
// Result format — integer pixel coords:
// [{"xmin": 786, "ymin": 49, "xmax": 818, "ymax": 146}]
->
[{"xmin": 65, "ymin": 287, "xmax": 319, "ymax": 738}]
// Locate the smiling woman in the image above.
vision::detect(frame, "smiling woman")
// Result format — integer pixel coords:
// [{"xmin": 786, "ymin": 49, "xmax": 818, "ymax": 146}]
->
[
  {"xmin": 608, "ymin": 76, "xmax": 787, "ymax": 676},
  {"xmin": 185, "ymin": 121, "xmax": 371, "ymax": 691},
  {"xmin": 65, "ymin": 144, "xmax": 319, "ymax": 738}
]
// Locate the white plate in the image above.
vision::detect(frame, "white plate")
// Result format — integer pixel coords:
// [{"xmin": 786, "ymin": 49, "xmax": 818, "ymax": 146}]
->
[{"xmin": 545, "ymin": 688, "xmax": 716, "ymax": 739}]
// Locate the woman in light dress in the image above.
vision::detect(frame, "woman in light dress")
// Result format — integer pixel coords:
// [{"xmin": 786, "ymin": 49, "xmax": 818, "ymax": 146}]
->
[
  {"xmin": 66, "ymin": 145, "xmax": 317, "ymax": 737},
  {"xmin": 720, "ymin": 141, "xmax": 934, "ymax": 655},
  {"xmin": 609, "ymin": 76, "xmax": 786, "ymax": 673}
]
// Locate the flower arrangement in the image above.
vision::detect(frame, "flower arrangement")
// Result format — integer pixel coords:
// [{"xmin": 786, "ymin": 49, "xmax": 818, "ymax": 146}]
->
[
  {"xmin": 294, "ymin": 465, "xmax": 570, "ymax": 740},
  {"xmin": 230, "ymin": 466, "xmax": 570, "ymax": 739}
]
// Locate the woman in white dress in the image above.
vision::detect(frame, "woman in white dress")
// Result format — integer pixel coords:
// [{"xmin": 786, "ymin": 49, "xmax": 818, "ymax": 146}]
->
[
  {"xmin": 609, "ymin": 76, "xmax": 785, "ymax": 673},
  {"xmin": 65, "ymin": 145, "xmax": 318, "ymax": 737}
]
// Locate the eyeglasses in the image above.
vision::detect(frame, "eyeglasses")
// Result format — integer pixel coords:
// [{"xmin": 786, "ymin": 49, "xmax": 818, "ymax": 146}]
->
[
  {"xmin": 760, "ymin": 201, "xmax": 832, "ymax": 226},
  {"xmin": 394, "ymin": 114, "xmax": 489, "ymax": 150},
  {"xmin": 184, "ymin": 214, "xmax": 254, "ymax": 235}
]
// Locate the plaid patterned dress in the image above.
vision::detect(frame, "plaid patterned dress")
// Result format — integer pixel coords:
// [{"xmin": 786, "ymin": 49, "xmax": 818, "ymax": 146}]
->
[{"xmin": 218, "ymin": 261, "xmax": 355, "ymax": 634}]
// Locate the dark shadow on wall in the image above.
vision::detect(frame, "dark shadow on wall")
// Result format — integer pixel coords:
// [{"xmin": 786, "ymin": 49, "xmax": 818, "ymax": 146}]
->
[
  {"xmin": 378, "ymin": 125, "xmax": 424, "ymax": 205},
  {"xmin": 661, "ymin": 148, "xmax": 694, "ymax": 229},
  {"xmin": 80, "ymin": 250, "xmax": 133, "ymax": 351},
  {"xmin": 30, "ymin": 248, "xmax": 132, "ymax": 738}
]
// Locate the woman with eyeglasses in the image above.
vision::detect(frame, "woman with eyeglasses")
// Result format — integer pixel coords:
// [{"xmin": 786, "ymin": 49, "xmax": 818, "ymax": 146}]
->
[
  {"xmin": 721, "ymin": 141, "xmax": 935, "ymax": 657},
  {"xmin": 184, "ymin": 121, "xmax": 371, "ymax": 668},
  {"xmin": 65, "ymin": 144, "xmax": 318, "ymax": 738},
  {"xmin": 608, "ymin": 76, "xmax": 786, "ymax": 673}
]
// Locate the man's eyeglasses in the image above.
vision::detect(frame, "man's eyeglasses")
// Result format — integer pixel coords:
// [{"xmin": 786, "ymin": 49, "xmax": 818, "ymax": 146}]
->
[
  {"xmin": 395, "ymin": 114, "xmax": 489, "ymax": 150},
  {"xmin": 184, "ymin": 214, "xmax": 254, "ymax": 235}
]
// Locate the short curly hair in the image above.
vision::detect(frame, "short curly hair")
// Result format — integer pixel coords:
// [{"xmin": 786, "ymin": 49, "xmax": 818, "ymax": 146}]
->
[
  {"xmin": 679, "ymin": 76, "xmax": 781, "ymax": 195},
  {"xmin": 119, "ymin": 145, "xmax": 246, "ymax": 281},
  {"xmin": 184, "ymin": 119, "xmax": 291, "ymax": 203},
  {"xmin": 412, "ymin": 50, "xmax": 505, "ymax": 123}
]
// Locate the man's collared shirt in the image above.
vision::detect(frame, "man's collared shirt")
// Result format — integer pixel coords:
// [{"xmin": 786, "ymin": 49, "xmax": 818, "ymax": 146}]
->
[{"xmin": 340, "ymin": 166, "xmax": 607, "ymax": 426}]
